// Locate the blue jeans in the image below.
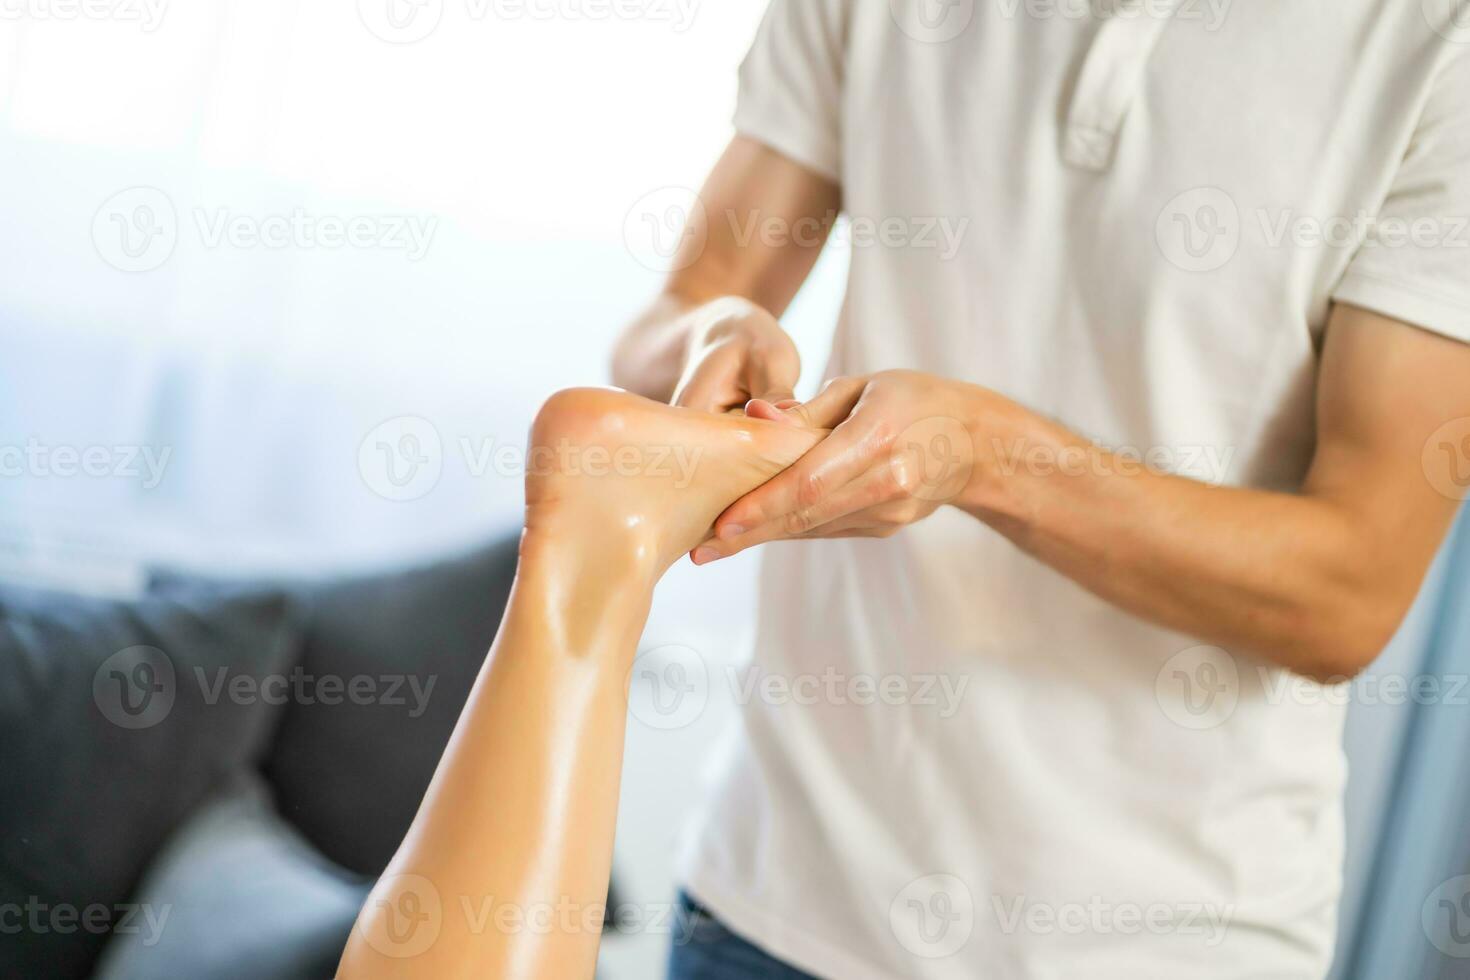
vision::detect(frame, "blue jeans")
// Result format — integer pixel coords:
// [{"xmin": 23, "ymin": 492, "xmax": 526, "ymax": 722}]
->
[{"xmin": 666, "ymin": 891, "xmax": 819, "ymax": 979}]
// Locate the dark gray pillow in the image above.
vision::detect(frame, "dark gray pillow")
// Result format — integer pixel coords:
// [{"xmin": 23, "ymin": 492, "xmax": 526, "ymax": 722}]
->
[
  {"xmin": 260, "ymin": 533, "xmax": 519, "ymax": 875},
  {"xmin": 92, "ymin": 772, "xmax": 369, "ymax": 980},
  {"xmin": 147, "ymin": 531, "xmax": 521, "ymax": 877},
  {"xmin": 0, "ymin": 584, "xmax": 303, "ymax": 979}
]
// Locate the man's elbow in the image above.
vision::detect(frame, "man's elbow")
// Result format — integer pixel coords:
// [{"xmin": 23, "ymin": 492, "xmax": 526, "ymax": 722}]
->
[{"xmin": 1290, "ymin": 581, "xmax": 1419, "ymax": 684}]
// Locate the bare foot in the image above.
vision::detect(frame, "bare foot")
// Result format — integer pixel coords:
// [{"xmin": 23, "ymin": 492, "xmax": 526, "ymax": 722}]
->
[{"xmin": 523, "ymin": 388, "xmax": 822, "ymax": 575}]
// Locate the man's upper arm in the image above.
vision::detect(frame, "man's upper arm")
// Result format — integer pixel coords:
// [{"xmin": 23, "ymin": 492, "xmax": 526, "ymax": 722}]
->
[
  {"xmin": 1309, "ymin": 47, "xmax": 1470, "ymax": 591},
  {"xmin": 1304, "ymin": 303, "xmax": 1470, "ymax": 599},
  {"xmin": 664, "ymin": 0, "xmax": 848, "ymax": 314},
  {"xmin": 667, "ymin": 135, "xmax": 841, "ymax": 319}
]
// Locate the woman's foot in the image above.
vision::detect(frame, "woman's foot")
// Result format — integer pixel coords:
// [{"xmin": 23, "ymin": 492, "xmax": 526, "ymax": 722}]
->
[{"xmin": 523, "ymin": 387, "xmax": 822, "ymax": 575}]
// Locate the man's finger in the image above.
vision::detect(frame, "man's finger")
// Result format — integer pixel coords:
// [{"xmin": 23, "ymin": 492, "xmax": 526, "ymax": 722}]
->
[
  {"xmin": 707, "ymin": 459, "xmax": 898, "ymax": 560},
  {"xmin": 695, "ymin": 418, "xmax": 872, "ymax": 561},
  {"xmin": 746, "ymin": 349, "xmax": 799, "ymax": 408},
  {"xmin": 672, "ymin": 348, "xmax": 741, "ymax": 411},
  {"xmin": 745, "ymin": 398, "xmax": 800, "ymax": 425},
  {"xmin": 780, "ymin": 376, "xmax": 867, "ymax": 429}
]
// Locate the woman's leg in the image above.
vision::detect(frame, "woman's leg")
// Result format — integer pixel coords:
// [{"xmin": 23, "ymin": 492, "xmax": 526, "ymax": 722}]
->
[{"xmin": 338, "ymin": 388, "xmax": 821, "ymax": 979}]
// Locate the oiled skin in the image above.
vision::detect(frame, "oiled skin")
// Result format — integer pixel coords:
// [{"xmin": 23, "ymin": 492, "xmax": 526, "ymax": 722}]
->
[{"xmin": 337, "ymin": 388, "xmax": 821, "ymax": 979}]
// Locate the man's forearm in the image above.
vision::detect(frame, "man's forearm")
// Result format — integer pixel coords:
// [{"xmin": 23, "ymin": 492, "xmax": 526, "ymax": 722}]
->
[
  {"xmin": 960, "ymin": 399, "xmax": 1446, "ymax": 681},
  {"xmin": 610, "ymin": 291, "xmax": 704, "ymax": 402}
]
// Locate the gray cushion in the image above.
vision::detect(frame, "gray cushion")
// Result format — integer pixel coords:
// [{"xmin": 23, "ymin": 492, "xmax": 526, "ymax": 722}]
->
[
  {"xmin": 93, "ymin": 773, "xmax": 368, "ymax": 980},
  {"xmin": 257, "ymin": 534, "xmax": 519, "ymax": 875},
  {"xmin": 0, "ymin": 585, "xmax": 303, "ymax": 979}
]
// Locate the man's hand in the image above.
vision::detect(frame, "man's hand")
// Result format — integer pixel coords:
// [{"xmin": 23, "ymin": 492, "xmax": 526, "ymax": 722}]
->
[
  {"xmin": 690, "ymin": 370, "xmax": 1001, "ymax": 561},
  {"xmin": 671, "ymin": 298, "xmax": 802, "ymax": 414},
  {"xmin": 609, "ymin": 136, "xmax": 840, "ymax": 403},
  {"xmin": 689, "ymin": 306, "xmax": 1470, "ymax": 682}
]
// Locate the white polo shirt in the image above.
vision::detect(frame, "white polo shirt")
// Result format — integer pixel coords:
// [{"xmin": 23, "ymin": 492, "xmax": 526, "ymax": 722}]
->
[{"xmin": 680, "ymin": 2, "xmax": 1470, "ymax": 978}]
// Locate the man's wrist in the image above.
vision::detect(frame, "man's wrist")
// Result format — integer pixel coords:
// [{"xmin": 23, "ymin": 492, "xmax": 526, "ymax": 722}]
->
[{"xmin": 955, "ymin": 385, "xmax": 1090, "ymax": 536}]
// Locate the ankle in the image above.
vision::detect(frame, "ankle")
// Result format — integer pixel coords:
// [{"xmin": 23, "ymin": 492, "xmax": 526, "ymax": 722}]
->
[{"xmin": 521, "ymin": 506, "xmax": 665, "ymax": 587}]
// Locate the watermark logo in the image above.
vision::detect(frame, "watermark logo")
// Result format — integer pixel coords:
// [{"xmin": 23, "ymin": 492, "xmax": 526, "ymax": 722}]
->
[
  {"xmin": 358, "ymin": 0, "xmax": 698, "ymax": 41},
  {"xmin": 1156, "ymin": 187, "xmax": 1240, "ymax": 273},
  {"xmin": 1155, "ymin": 645, "xmax": 1239, "ymax": 730},
  {"xmin": 0, "ymin": 0, "xmax": 169, "ymax": 31},
  {"xmin": 0, "ymin": 439, "xmax": 172, "ymax": 489},
  {"xmin": 358, "ymin": 0, "xmax": 444, "ymax": 42},
  {"xmin": 1423, "ymin": 0, "xmax": 1470, "ymax": 43},
  {"xmin": 890, "ymin": 874, "xmax": 974, "ymax": 958},
  {"xmin": 1260, "ymin": 669, "xmax": 1470, "ymax": 709},
  {"xmin": 0, "ymin": 898, "xmax": 171, "ymax": 945},
  {"xmin": 92, "ymin": 189, "xmax": 437, "ymax": 272},
  {"xmin": 93, "ymin": 646, "xmax": 176, "ymax": 730},
  {"xmin": 359, "ymin": 416, "xmax": 444, "ymax": 502},
  {"xmin": 893, "ymin": 416, "xmax": 975, "ymax": 503},
  {"xmin": 1424, "ymin": 875, "xmax": 1470, "ymax": 957},
  {"xmin": 990, "ymin": 437, "xmax": 1235, "ymax": 484},
  {"xmin": 1158, "ymin": 189, "xmax": 1469, "ymax": 272},
  {"xmin": 992, "ymin": 894, "xmax": 1233, "ymax": 944},
  {"xmin": 889, "ymin": 0, "xmax": 976, "ymax": 43},
  {"xmin": 361, "ymin": 874, "xmax": 443, "ymax": 958},
  {"xmin": 726, "ymin": 665, "xmax": 972, "ymax": 717},
  {"xmin": 195, "ymin": 667, "xmax": 436, "ymax": 716},
  {"xmin": 994, "ymin": 0, "xmax": 1230, "ymax": 30},
  {"xmin": 1424, "ymin": 417, "xmax": 1470, "ymax": 501},
  {"xmin": 626, "ymin": 644, "xmax": 708, "ymax": 730},
  {"xmin": 93, "ymin": 187, "xmax": 178, "ymax": 273},
  {"xmin": 726, "ymin": 209, "xmax": 970, "ymax": 261},
  {"xmin": 624, "ymin": 186, "xmax": 706, "ymax": 274},
  {"xmin": 192, "ymin": 209, "xmax": 437, "ymax": 260}
]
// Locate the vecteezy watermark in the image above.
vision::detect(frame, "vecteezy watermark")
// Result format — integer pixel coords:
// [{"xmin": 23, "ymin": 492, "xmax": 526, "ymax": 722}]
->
[
  {"xmin": 359, "ymin": 416, "xmax": 445, "ymax": 502},
  {"xmin": 94, "ymin": 646, "xmax": 177, "ymax": 730},
  {"xmin": 1155, "ymin": 645, "xmax": 1241, "ymax": 730},
  {"xmin": 193, "ymin": 208, "xmax": 436, "ymax": 260},
  {"xmin": 623, "ymin": 190, "xmax": 972, "ymax": 275},
  {"xmin": 0, "ymin": 897, "xmax": 171, "ymax": 946},
  {"xmin": 1157, "ymin": 186, "xmax": 1470, "ymax": 273},
  {"xmin": 1423, "ymin": 0, "xmax": 1470, "ymax": 44},
  {"xmin": 1262, "ymin": 669, "xmax": 1470, "ymax": 709},
  {"xmin": 92, "ymin": 187, "xmax": 438, "ymax": 273},
  {"xmin": 994, "ymin": 0, "xmax": 1231, "ymax": 30},
  {"xmin": 1155, "ymin": 187, "xmax": 1242, "ymax": 273},
  {"xmin": 990, "ymin": 437, "xmax": 1236, "ymax": 485},
  {"xmin": 1424, "ymin": 417, "xmax": 1470, "ymax": 501},
  {"xmin": 727, "ymin": 664, "xmax": 972, "ymax": 718},
  {"xmin": 357, "ymin": 416, "xmax": 706, "ymax": 502},
  {"xmin": 726, "ymin": 209, "xmax": 971, "ymax": 262},
  {"xmin": 0, "ymin": 438, "xmax": 172, "ymax": 489},
  {"xmin": 626, "ymin": 644, "xmax": 709, "ymax": 730},
  {"xmin": 459, "ymin": 895, "xmax": 696, "ymax": 941},
  {"xmin": 1156, "ymin": 643, "xmax": 1470, "ymax": 729},
  {"xmin": 0, "ymin": 0, "xmax": 168, "ymax": 31},
  {"xmin": 93, "ymin": 187, "xmax": 178, "ymax": 273},
  {"xmin": 623, "ymin": 186, "xmax": 708, "ymax": 274},
  {"xmin": 1424, "ymin": 875, "xmax": 1470, "ymax": 958},
  {"xmin": 355, "ymin": 879, "xmax": 704, "ymax": 960},
  {"xmin": 357, "ymin": 0, "xmax": 698, "ymax": 43},
  {"xmin": 889, "ymin": 0, "xmax": 976, "ymax": 44},
  {"xmin": 1256, "ymin": 210, "xmax": 1470, "ymax": 253},
  {"xmin": 360, "ymin": 874, "xmax": 444, "ymax": 958},
  {"xmin": 890, "ymin": 874, "xmax": 975, "ymax": 959},
  {"xmin": 894, "ymin": 416, "xmax": 976, "ymax": 503},
  {"xmin": 991, "ymin": 895, "xmax": 1234, "ymax": 946},
  {"xmin": 93, "ymin": 647, "xmax": 439, "ymax": 730},
  {"xmin": 195, "ymin": 666, "xmax": 437, "ymax": 718}
]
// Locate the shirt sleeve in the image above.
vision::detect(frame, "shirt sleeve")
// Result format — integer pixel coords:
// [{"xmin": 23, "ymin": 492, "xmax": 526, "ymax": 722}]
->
[
  {"xmin": 1332, "ymin": 50, "xmax": 1470, "ymax": 344},
  {"xmin": 733, "ymin": 0, "xmax": 849, "ymax": 183}
]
